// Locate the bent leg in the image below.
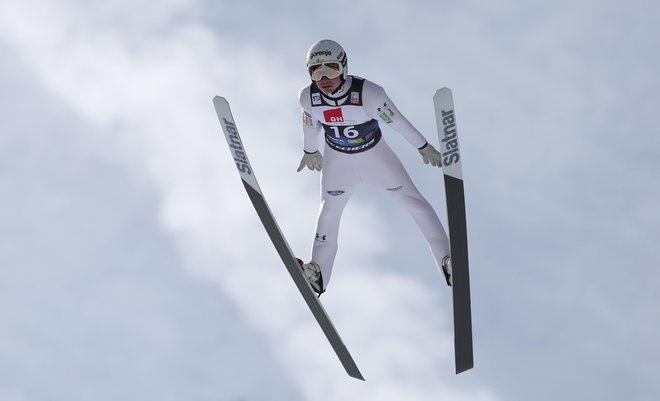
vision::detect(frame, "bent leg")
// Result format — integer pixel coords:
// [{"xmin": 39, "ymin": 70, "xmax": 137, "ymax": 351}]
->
[
  {"xmin": 311, "ymin": 186, "xmax": 355, "ymax": 289},
  {"xmin": 309, "ymin": 149, "xmax": 359, "ymax": 290},
  {"xmin": 387, "ymin": 184, "xmax": 450, "ymax": 270},
  {"xmin": 363, "ymin": 142, "xmax": 450, "ymax": 272}
]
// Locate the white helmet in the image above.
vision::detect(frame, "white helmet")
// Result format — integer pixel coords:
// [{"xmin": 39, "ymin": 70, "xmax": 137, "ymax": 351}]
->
[{"xmin": 306, "ymin": 39, "xmax": 348, "ymax": 80}]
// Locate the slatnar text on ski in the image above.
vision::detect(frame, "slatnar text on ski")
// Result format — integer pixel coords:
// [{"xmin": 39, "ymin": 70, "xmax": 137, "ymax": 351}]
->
[
  {"xmin": 223, "ymin": 118, "xmax": 251, "ymax": 174},
  {"xmin": 440, "ymin": 110, "xmax": 460, "ymax": 166}
]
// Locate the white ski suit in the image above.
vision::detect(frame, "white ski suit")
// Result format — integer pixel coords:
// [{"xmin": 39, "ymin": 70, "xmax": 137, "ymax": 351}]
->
[{"xmin": 299, "ymin": 76, "xmax": 449, "ymax": 290}]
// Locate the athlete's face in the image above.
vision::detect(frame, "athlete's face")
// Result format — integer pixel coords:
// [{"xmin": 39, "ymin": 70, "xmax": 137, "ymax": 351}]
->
[
  {"xmin": 309, "ymin": 62, "xmax": 343, "ymax": 94},
  {"xmin": 316, "ymin": 76, "xmax": 342, "ymax": 94}
]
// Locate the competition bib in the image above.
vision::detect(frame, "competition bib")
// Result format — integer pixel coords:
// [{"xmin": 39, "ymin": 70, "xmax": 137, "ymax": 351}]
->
[{"xmin": 309, "ymin": 77, "xmax": 382, "ymax": 154}]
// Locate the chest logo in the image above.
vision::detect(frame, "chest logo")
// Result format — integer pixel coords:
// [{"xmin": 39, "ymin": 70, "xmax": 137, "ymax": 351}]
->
[{"xmin": 323, "ymin": 108, "xmax": 344, "ymax": 123}]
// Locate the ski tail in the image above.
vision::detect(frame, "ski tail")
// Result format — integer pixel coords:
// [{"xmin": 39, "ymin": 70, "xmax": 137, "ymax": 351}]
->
[{"xmin": 433, "ymin": 88, "xmax": 474, "ymax": 374}]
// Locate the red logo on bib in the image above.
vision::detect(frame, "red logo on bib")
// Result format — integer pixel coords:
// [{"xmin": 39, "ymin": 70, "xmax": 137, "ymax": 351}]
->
[{"xmin": 323, "ymin": 108, "xmax": 344, "ymax": 123}]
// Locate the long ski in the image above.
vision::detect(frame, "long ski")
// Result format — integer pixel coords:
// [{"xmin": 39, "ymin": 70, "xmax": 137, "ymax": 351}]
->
[
  {"xmin": 433, "ymin": 88, "xmax": 474, "ymax": 374},
  {"xmin": 212, "ymin": 96, "xmax": 364, "ymax": 381}
]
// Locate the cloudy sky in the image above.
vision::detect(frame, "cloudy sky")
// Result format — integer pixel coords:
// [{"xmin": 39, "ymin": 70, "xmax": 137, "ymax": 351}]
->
[{"xmin": 1, "ymin": 0, "xmax": 659, "ymax": 400}]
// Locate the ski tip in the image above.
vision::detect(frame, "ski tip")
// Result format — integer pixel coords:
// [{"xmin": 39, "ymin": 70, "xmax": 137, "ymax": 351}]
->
[
  {"xmin": 212, "ymin": 95, "xmax": 227, "ymax": 105},
  {"xmin": 434, "ymin": 87, "xmax": 452, "ymax": 98}
]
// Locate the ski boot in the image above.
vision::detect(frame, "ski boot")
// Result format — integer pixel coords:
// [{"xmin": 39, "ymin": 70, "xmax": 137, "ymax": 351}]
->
[
  {"xmin": 442, "ymin": 255, "xmax": 452, "ymax": 287},
  {"xmin": 296, "ymin": 258, "xmax": 325, "ymax": 296}
]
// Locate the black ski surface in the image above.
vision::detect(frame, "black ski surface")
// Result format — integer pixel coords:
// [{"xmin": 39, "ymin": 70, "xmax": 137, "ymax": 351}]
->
[
  {"xmin": 433, "ymin": 88, "xmax": 474, "ymax": 374},
  {"xmin": 212, "ymin": 96, "xmax": 364, "ymax": 381}
]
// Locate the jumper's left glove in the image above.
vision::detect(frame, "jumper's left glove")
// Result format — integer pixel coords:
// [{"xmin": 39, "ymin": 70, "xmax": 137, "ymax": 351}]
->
[
  {"xmin": 418, "ymin": 143, "xmax": 443, "ymax": 167},
  {"xmin": 297, "ymin": 151, "xmax": 323, "ymax": 172}
]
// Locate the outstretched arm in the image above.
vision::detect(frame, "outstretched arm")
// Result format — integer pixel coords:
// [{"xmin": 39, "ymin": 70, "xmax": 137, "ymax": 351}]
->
[
  {"xmin": 298, "ymin": 87, "xmax": 324, "ymax": 171},
  {"xmin": 364, "ymin": 81, "xmax": 442, "ymax": 167}
]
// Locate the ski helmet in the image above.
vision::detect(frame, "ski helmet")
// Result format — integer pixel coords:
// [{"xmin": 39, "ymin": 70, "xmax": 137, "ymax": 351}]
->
[{"xmin": 306, "ymin": 39, "xmax": 348, "ymax": 81}]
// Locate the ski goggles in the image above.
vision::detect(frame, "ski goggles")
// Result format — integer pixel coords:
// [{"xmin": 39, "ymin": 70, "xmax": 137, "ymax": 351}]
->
[{"xmin": 308, "ymin": 62, "xmax": 343, "ymax": 81}]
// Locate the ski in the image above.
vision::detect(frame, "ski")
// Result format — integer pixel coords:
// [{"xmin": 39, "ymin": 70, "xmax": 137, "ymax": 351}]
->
[
  {"xmin": 212, "ymin": 96, "xmax": 364, "ymax": 381},
  {"xmin": 433, "ymin": 88, "xmax": 474, "ymax": 374}
]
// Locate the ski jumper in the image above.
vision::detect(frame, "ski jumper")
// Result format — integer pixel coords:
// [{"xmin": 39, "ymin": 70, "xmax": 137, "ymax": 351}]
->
[{"xmin": 299, "ymin": 76, "xmax": 449, "ymax": 289}]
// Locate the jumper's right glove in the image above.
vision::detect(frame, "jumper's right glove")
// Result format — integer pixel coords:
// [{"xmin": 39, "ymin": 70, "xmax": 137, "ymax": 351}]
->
[
  {"xmin": 418, "ymin": 142, "xmax": 443, "ymax": 167},
  {"xmin": 297, "ymin": 151, "xmax": 323, "ymax": 172}
]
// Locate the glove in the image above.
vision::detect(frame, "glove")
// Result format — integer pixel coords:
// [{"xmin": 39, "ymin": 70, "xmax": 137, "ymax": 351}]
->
[
  {"xmin": 418, "ymin": 142, "xmax": 443, "ymax": 167},
  {"xmin": 297, "ymin": 151, "xmax": 323, "ymax": 172}
]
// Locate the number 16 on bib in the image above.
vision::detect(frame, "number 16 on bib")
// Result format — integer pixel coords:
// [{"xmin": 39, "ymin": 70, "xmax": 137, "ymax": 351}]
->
[{"xmin": 434, "ymin": 88, "xmax": 474, "ymax": 374}]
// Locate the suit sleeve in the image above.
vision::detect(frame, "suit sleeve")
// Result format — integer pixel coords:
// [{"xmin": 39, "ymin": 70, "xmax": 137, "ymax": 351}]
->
[
  {"xmin": 298, "ymin": 87, "xmax": 324, "ymax": 153},
  {"xmin": 362, "ymin": 80, "xmax": 428, "ymax": 149}
]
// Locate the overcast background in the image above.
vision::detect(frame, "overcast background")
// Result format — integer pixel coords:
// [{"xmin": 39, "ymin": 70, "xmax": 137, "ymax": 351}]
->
[{"xmin": 1, "ymin": 0, "xmax": 659, "ymax": 400}]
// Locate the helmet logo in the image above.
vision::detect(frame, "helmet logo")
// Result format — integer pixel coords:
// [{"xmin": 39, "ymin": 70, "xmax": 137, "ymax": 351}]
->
[{"xmin": 310, "ymin": 50, "xmax": 332, "ymax": 59}]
